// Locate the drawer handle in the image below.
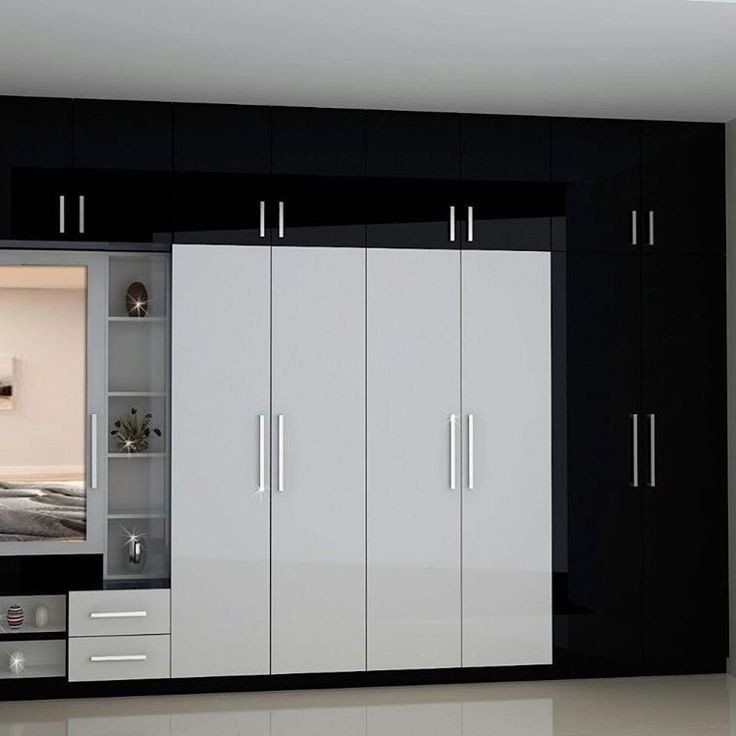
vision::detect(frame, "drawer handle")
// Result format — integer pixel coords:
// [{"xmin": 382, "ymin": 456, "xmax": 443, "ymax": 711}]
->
[
  {"xmin": 89, "ymin": 655, "xmax": 148, "ymax": 662},
  {"xmin": 89, "ymin": 610, "xmax": 148, "ymax": 619}
]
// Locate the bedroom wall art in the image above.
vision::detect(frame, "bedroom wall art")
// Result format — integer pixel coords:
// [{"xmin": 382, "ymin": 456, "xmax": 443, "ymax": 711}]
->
[{"xmin": 0, "ymin": 356, "xmax": 15, "ymax": 411}]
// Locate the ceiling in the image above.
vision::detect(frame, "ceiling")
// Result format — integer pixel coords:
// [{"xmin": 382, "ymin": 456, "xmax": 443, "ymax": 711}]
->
[{"xmin": 1, "ymin": 0, "xmax": 735, "ymax": 122}]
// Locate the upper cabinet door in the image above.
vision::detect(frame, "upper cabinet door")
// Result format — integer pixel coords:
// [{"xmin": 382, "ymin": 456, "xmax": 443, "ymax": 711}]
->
[
  {"xmin": 461, "ymin": 250, "xmax": 552, "ymax": 667},
  {"xmin": 72, "ymin": 100, "xmax": 173, "ymax": 243},
  {"xmin": 550, "ymin": 118, "xmax": 640, "ymax": 252},
  {"xmin": 366, "ymin": 111, "xmax": 461, "ymax": 248},
  {"xmin": 641, "ymin": 254, "xmax": 727, "ymax": 672},
  {"xmin": 367, "ymin": 248, "xmax": 461, "ymax": 670},
  {"xmin": 173, "ymin": 103, "xmax": 271, "ymax": 244},
  {"xmin": 641, "ymin": 122, "xmax": 725, "ymax": 253},
  {"xmin": 461, "ymin": 115, "xmax": 557, "ymax": 251},
  {"xmin": 270, "ymin": 107, "xmax": 365, "ymax": 246},
  {"xmin": 1, "ymin": 96, "xmax": 71, "ymax": 240}
]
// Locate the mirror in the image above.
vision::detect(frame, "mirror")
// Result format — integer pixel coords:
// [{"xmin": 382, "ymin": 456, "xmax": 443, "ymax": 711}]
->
[{"xmin": 0, "ymin": 266, "xmax": 87, "ymax": 542}]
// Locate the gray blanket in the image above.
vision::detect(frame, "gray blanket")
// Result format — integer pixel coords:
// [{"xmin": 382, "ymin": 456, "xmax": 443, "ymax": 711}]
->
[{"xmin": 0, "ymin": 481, "xmax": 86, "ymax": 541}]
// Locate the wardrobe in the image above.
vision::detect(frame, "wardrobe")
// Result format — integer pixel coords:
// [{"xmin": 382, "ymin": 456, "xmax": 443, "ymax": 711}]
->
[{"xmin": 171, "ymin": 244, "xmax": 552, "ymax": 676}]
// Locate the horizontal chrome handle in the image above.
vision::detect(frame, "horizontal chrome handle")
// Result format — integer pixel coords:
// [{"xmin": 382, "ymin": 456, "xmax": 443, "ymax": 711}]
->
[
  {"xmin": 89, "ymin": 654, "xmax": 147, "ymax": 662},
  {"xmin": 89, "ymin": 610, "xmax": 148, "ymax": 619}
]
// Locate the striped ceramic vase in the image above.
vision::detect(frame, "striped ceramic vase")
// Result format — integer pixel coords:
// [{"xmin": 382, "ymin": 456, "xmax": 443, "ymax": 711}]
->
[{"xmin": 6, "ymin": 604, "xmax": 23, "ymax": 629}]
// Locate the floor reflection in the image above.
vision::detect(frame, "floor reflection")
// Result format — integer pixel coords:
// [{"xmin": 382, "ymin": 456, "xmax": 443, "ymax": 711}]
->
[{"xmin": 0, "ymin": 674, "xmax": 733, "ymax": 736}]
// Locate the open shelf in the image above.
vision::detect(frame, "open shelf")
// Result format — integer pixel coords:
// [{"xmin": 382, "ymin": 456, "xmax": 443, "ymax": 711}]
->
[
  {"xmin": 0, "ymin": 664, "xmax": 65, "ymax": 680},
  {"xmin": 108, "ymin": 316, "xmax": 167, "ymax": 323},
  {"xmin": 108, "ymin": 511, "xmax": 166, "ymax": 520},
  {"xmin": 108, "ymin": 452, "xmax": 167, "ymax": 459}
]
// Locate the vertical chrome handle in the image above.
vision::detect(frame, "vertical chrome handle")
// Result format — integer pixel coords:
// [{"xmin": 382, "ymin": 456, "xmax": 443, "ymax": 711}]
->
[
  {"xmin": 631, "ymin": 210, "xmax": 638, "ymax": 246},
  {"xmin": 467, "ymin": 206, "xmax": 474, "ymax": 243},
  {"xmin": 630, "ymin": 413, "xmax": 639, "ymax": 488},
  {"xmin": 259, "ymin": 201, "xmax": 266, "ymax": 238},
  {"xmin": 278, "ymin": 201, "xmax": 285, "ymax": 239},
  {"xmin": 258, "ymin": 414, "xmax": 265, "ymax": 492},
  {"xmin": 647, "ymin": 413, "xmax": 656, "ymax": 487},
  {"xmin": 449, "ymin": 414, "xmax": 457, "ymax": 491},
  {"xmin": 648, "ymin": 210, "xmax": 655, "ymax": 246},
  {"xmin": 78, "ymin": 195, "xmax": 85, "ymax": 234},
  {"xmin": 277, "ymin": 414, "xmax": 284, "ymax": 492},
  {"xmin": 449, "ymin": 205, "xmax": 456, "ymax": 242},
  {"xmin": 59, "ymin": 195, "xmax": 66, "ymax": 234},
  {"xmin": 467, "ymin": 414, "xmax": 474, "ymax": 490},
  {"xmin": 90, "ymin": 412, "xmax": 98, "ymax": 490}
]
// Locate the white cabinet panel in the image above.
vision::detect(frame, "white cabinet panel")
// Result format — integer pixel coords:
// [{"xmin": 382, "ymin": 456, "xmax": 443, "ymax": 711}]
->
[
  {"xmin": 367, "ymin": 248, "xmax": 461, "ymax": 670},
  {"xmin": 461, "ymin": 250, "xmax": 552, "ymax": 667},
  {"xmin": 271, "ymin": 247, "xmax": 365, "ymax": 674},
  {"xmin": 171, "ymin": 244, "xmax": 271, "ymax": 678}
]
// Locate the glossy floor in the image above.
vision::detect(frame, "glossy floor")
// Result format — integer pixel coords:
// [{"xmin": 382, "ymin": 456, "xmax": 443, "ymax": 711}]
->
[{"xmin": 1, "ymin": 675, "xmax": 736, "ymax": 735}]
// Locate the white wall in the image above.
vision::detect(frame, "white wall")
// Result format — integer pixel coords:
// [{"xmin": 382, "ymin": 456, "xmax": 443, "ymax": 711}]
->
[
  {"xmin": 727, "ymin": 119, "xmax": 736, "ymax": 675},
  {"xmin": 0, "ymin": 287, "xmax": 86, "ymax": 479}
]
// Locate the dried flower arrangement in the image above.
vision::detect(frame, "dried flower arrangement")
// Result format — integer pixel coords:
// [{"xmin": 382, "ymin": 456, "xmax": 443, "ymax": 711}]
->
[{"xmin": 111, "ymin": 408, "xmax": 162, "ymax": 453}]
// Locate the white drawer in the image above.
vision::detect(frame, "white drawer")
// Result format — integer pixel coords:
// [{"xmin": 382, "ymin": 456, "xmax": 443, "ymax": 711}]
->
[
  {"xmin": 68, "ymin": 634, "xmax": 170, "ymax": 682},
  {"xmin": 69, "ymin": 589, "xmax": 170, "ymax": 637}
]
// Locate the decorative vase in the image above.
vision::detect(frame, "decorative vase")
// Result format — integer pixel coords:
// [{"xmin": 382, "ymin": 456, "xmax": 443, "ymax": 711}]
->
[
  {"xmin": 34, "ymin": 604, "xmax": 49, "ymax": 629},
  {"xmin": 6, "ymin": 604, "xmax": 23, "ymax": 629},
  {"xmin": 126, "ymin": 282, "xmax": 149, "ymax": 318},
  {"xmin": 8, "ymin": 651, "xmax": 25, "ymax": 675},
  {"xmin": 126, "ymin": 535, "xmax": 147, "ymax": 573}
]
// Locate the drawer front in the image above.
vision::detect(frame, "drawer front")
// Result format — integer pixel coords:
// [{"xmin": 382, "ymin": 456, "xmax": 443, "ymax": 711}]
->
[
  {"xmin": 69, "ymin": 589, "xmax": 170, "ymax": 637},
  {"xmin": 68, "ymin": 634, "xmax": 170, "ymax": 682}
]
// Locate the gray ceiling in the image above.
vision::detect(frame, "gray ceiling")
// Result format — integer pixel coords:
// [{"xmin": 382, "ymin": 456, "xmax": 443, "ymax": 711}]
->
[{"xmin": 1, "ymin": 0, "xmax": 735, "ymax": 121}]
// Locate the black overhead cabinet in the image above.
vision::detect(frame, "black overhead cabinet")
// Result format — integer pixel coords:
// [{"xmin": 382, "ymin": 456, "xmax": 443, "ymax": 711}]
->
[
  {"xmin": 365, "ymin": 110, "xmax": 461, "ymax": 248},
  {"xmin": 1, "ymin": 96, "xmax": 72, "ymax": 240},
  {"xmin": 8, "ymin": 98, "xmax": 172, "ymax": 243},
  {"xmin": 551, "ymin": 118, "xmax": 725, "ymax": 253},
  {"xmin": 563, "ymin": 250, "xmax": 727, "ymax": 676},
  {"xmin": 174, "ymin": 105, "xmax": 366, "ymax": 246}
]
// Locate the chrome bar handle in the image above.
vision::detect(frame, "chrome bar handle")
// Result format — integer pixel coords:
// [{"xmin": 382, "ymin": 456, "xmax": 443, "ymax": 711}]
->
[
  {"xmin": 450, "ymin": 414, "xmax": 457, "ymax": 491},
  {"xmin": 90, "ymin": 611, "xmax": 147, "ymax": 619},
  {"xmin": 467, "ymin": 206, "xmax": 474, "ymax": 243},
  {"xmin": 648, "ymin": 413, "xmax": 656, "ymax": 487},
  {"xmin": 277, "ymin": 414, "xmax": 284, "ymax": 492},
  {"xmin": 449, "ymin": 205, "xmax": 456, "ymax": 242},
  {"xmin": 631, "ymin": 210, "xmax": 638, "ymax": 246},
  {"xmin": 648, "ymin": 210, "xmax": 655, "ymax": 246},
  {"xmin": 467, "ymin": 414, "xmax": 475, "ymax": 490},
  {"xmin": 630, "ymin": 413, "xmax": 639, "ymax": 488},
  {"xmin": 59, "ymin": 195, "xmax": 66, "ymax": 234},
  {"xmin": 78, "ymin": 195, "xmax": 85, "ymax": 234},
  {"xmin": 90, "ymin": 655, "xmax": 147, "ymax": 663},
  {"xmin": 278, "ymin": 201, "xmax": 285, "ymax": 239},
  {"xmin": 259, "ymin": 200, "xmax": 266, "ymax": 238},
  {"xmin": 258, "ymin": 414, "xmax": 266, "ymax": 493},
  {"xmin": 90, "ymin": 412, "xmax": 98, "ymax": 490}
]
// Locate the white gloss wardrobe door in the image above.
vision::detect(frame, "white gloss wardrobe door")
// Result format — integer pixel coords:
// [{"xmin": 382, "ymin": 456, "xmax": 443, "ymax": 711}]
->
[
  {"xmin": 367, "ymin": 248, "xmax": 461, "ymax": 670},
  {"xmin": 171, "ymin": 243, "xmax": 271, "ymax": 678},
  {"xmin": 271, "ymin": 246, "xmax": 366, "ymax": 674},
  {"xmin": 461, "ymin": 249, "xmax": 552, "ymax": 667}
]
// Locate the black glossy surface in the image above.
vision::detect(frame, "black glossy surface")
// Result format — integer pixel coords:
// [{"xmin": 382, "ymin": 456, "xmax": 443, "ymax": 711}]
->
[
  {"xmin": 641, "ymin": 253, "xmax": 727, "ymax": 672},
  {"xmin": 0, "ymin": 96, "xmax": 71, "ymax": 239},
  {"xmin": 0, "ymin": 555, "xmax": 102, "ymax": 595},
  {"xmin": 641, "ymin": 122, "xmax": 725, "ymax": 253},
  {"xmin": 174, "ymin": 103, "xmax": 270, "ymax": 174},
  {"xmin": 462, "ymin": 114, "xmax": 549, "ymax": 181},
  {"xmin": 564, "ymin": 252, "xmax": 643, "ymax": 674},
  {"xmin": 550, "ymin": 118, "xmax": 640, "ymax": 252},
  {"xmin": 272, "ymin": 107, "xmax": 365, "ymax": 177}
]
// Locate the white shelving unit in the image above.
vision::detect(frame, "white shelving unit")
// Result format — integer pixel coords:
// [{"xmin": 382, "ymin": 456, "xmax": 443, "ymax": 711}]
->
[{"xmin": 105, "ymin": 254, "xmax": 171, "ymax": 586}]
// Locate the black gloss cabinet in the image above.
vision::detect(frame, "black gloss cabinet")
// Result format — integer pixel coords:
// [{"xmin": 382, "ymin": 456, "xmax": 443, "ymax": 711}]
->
[{"xmin": 0, "ymin": 97, "xmax": 728, "ymax": 686}]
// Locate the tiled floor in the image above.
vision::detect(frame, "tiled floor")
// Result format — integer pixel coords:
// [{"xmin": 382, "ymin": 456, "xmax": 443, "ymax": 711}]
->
[{"xmin": 0, "ymin": 674, "xmax": 735, "ymax": 735}]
